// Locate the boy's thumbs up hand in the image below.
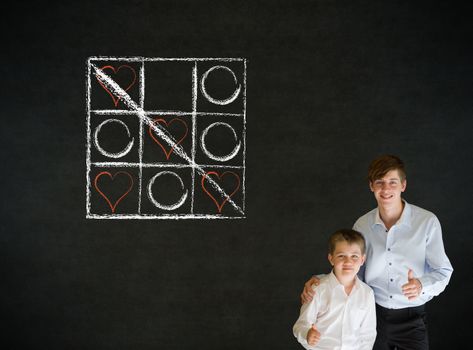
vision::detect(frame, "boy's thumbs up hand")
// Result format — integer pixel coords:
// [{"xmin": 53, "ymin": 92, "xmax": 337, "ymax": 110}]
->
[
  {"xmin": 402, "ymin": 268, "xmax": 423, "ymax": 300},
  {"xmin": 307, "ymin": 324, "xmax": 321, "ymax": 346}
]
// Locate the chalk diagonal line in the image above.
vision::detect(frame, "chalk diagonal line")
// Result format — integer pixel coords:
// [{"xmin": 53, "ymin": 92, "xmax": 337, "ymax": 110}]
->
[{"xmin": 92, "ymin": 64, "xmax": 244, "ymax": 215}]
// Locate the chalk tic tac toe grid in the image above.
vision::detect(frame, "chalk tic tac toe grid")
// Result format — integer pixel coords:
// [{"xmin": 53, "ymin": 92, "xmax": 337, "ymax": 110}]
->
[{"xmin": 86, "ymin": 57, "xmax": 246, "ymax": 219}]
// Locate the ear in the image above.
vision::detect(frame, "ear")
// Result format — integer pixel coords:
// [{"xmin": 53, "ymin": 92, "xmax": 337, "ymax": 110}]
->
[
  {"xmin": 369, "ymin": 181, "xmax": 374, "ymax": 192},
  {"xmin": 401, "ymin": 179, "xmax": 407, "ymax": 192},
  {"xmin": 360, "ymin": 254, "xmax": 366, "ymax": 266},
  {"xmin": 328, "ymin": 254, "xmax": 334, "ymax": 266}
]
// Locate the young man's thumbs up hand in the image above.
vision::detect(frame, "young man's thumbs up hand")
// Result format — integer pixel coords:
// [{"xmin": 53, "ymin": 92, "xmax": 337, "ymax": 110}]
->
[
  {"xmin": 307, "ymin": 324, "xmax": 321, "ymax": 346},
  {"xmin": 401, "ymin": 268, "xmax": 423, "ymax": 300}
]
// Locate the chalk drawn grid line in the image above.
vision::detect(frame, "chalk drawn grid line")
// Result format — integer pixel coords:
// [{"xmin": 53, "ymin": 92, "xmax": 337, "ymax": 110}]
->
[{"xmin": 86, "ymin": 57, "xmax": 246, "ymax": 219}]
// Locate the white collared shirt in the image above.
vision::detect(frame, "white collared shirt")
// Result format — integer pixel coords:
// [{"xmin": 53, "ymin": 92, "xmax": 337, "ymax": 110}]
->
[
  {"xmin": 353, "ymin": 200, "xmax": 453, "ymax": 309},
  {"xmin": 293, "ymin": 271, "xmax": 377, "ymax": 350}
]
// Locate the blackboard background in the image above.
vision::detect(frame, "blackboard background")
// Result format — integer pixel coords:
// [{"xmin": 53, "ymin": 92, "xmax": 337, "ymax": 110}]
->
[{"xmin": 2, "ymin": 1, "xmax": 472, "ymax": 349}]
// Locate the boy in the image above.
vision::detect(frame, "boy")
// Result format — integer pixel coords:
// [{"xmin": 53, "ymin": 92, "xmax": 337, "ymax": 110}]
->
[
  {"xmin": 300, "ymin": 155, "xmax": 453, "ymax": 350},
  {"xmin": 293, "ymin": 229, "xmax": 376, "ymax": 350}
]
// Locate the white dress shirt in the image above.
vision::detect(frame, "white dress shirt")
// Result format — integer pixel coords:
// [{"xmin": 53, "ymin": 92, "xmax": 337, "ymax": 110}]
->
[
  {"xmin": 353, "ymin": 200, "xmax": 453, "ymax": 309},
  {"xmin": 293, "ymin": 271, "xmax": 377, "ymax": 350}
]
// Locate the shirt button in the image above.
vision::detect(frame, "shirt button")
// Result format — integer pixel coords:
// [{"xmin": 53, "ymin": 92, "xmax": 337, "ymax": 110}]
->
[
  {"xmin": 389, "ymin": 262, "xmax": 392, "ymax": 266},
  {"xmin": 390, "ymin": 279, "xmax": 393, "ymax": 282},
  {"xmin": 390, "ymin": 296, "xmax": 393, "ymax": 298},
  {"xmin": 387, "ymin": 248, "xmax": 391, "ymax": 251}
]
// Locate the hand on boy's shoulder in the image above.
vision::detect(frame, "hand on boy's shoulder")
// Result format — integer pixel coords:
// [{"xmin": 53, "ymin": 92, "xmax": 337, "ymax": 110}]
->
[{"xmin": 301, "ymin": 274, "xmax": 327, "ymax": 304}]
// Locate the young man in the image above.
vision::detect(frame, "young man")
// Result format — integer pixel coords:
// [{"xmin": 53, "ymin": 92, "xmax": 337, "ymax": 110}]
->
[
  {"xmin": 293, "ymin": 229, "xmax": 376, "ymax": 350},
  {"xmin": 301, "ymin": 155, "xmax": 453, "ymax": 350}
]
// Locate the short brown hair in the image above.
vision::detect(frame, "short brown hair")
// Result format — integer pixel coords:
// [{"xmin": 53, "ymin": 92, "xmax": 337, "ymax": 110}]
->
[
  {"xmin": 328, "ymin": 229, "xmax": 366, "ymax": 255},
  {"xmin": 368, "ymin": 154, "xmax": 406, "ymax": 182}
]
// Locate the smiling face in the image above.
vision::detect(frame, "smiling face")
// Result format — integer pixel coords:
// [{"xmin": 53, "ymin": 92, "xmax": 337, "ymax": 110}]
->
[
  {"xmin": 328, "ymin": 240, "xmax": 365, "ymax": 284},
  {"xmin": 369, "ymin": 169, "xmax": 406, "ymax": 209}
]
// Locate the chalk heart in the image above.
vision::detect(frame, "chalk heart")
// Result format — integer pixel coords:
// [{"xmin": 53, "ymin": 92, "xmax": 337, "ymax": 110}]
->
[
  {"xmin": 94, "ymin": 171, "xmax": 134, "ymax": 213},
  {"xmin": 97, "ymin": 65, "xmax": 137, "ymax": 107},
  {"xmin": 201, "ymin": 171, "xmax": 240, "ymax": 213},
  {"xmin": 148, "ymin": 118, "xmax": 188, "ymax": 160}
]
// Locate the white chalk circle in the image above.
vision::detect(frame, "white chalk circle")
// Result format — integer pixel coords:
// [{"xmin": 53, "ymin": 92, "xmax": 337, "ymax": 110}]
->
[
  {"xmin": 94, "ymin": 118, "xmax": 135, "ymax": 158},
  {"xmin": 200, "ymin": 122, "xmax": 241, "ymax": 162},
  {"xmin": 147, "ymin": 171, "xmax": 188, "ymax": 211},
  {"xmin": 200, "ymin": 65, "xmax": 241, "ymax": 105}
]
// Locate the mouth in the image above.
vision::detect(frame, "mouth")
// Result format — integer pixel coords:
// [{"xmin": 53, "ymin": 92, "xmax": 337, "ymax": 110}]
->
[{"xmin": 380, "ymin": 194, "xmax": 394, "ymax": 200}]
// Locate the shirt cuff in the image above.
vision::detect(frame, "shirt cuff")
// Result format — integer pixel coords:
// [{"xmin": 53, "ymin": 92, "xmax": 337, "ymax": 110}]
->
[
  {"xmin": 418, "ymin": 276, "xmax": 432, "ymax": 296},
  {"xmin": 294, "ymin": 326, "xmax": 311, "ymax": 347}
]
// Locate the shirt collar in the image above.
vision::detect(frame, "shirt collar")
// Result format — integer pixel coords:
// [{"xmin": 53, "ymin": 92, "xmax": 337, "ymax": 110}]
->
[
  {"xmin": 372, "ymin": 199, "xmax": 412, "ymax": 229},
  {"xmin": 398, "ymin": 200, "xmax": 412, "ymax": 228},
  {"xmin": 328, "ymin": 270, "xmax": 360, "ymax": 291}
]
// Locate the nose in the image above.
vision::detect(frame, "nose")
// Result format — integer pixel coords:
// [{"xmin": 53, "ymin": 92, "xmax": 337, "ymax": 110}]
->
[{"xmin": 343, "ymin": 257, "xmax": 354, "ymax": 264}]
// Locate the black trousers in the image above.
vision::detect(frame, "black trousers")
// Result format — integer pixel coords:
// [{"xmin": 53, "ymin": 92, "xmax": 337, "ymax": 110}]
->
[{"xmin": 373, "ymin": 304, "xmax": 429, "ymax": 350}]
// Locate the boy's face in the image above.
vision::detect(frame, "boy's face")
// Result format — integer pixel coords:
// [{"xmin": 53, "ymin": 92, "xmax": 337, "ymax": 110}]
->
[
  {"xmin": 369, "ymin": 169, "xmax": 406, "ymax": 208},
  {"xmin": 328, "ymin": 241, "xmax": 365, "ymax": 281}
]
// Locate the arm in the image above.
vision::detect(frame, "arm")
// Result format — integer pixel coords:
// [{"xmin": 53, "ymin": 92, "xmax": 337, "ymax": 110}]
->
[
  {"xmin": 417, "ymin": 217, "xmax": 453, "ymax": 297},
  {"xmin": 293, "ymin": 286, "xmax": 320, "ymax": 348},
  {"xmin": 357, "ymin": 290, "xmax": 377, "ymax": 350}
]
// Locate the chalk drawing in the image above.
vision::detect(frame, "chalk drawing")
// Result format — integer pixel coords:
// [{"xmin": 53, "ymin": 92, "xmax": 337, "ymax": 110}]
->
[
  {"xmin": 201, "ymin": 171, "xmax": 241, "ymax": 213},
  {"xmin": 94, "ymin": 118, "xmax": 135, "ymax": 158},
  {"xmin": 148, "ymin": 117, "xmax": 189, "ymax": 160},
  {"xmin": 86, "ymin": 57, "xmax": 246, "ymax": 219},
  {"xmin": 94, "ymin": 171, "xmax": 134, "ymax": 213},
  {"xmin": 147, "ymin": 171, "xmax": 188, "ymax": 210},
  {"xmin": 97, "ymin": 65, "xmax": 137, "ymax": 107},
  {"xmin": 200, "ymin": 65, "xmax": 241, "ymax": 105},
  {"xmin": 200, "ymin": 122, "xmax": 241, "ymax": 162}
]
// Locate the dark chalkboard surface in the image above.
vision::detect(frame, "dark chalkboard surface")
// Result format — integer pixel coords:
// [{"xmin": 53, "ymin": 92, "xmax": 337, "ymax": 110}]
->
[{"xmin": 2, "ymin": 1, "xmax": 471, "ymax": 349}]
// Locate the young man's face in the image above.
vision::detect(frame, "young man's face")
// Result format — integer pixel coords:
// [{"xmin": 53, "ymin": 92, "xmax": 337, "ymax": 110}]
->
[
  {"xmin": 328, "ymin": 241, "xmax": 365, "ymax": 281},
  {"xmin": 369, "ymin": 169, "xmax": 406, "ymax": 208}
]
